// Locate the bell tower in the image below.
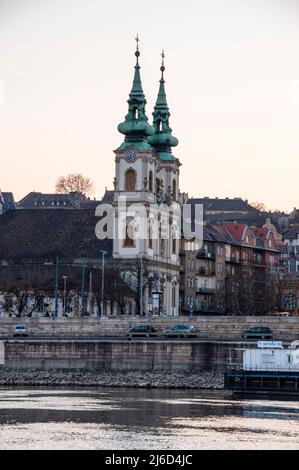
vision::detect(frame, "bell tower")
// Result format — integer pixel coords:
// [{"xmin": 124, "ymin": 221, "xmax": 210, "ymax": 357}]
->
[
  {"xmin": 113, "ymin": 36, "xmax": 157, "ymax": 206},
  {"xmin": 148, "ymin": 50, "xmax": 181, "ymax": 204},
  {"xmin": 111, "ymin": 41, "xmax": 181, "ymax": 316},
  {"xmin": 113, "ymin": 37, "xmax": 158, "ymax": 259}
]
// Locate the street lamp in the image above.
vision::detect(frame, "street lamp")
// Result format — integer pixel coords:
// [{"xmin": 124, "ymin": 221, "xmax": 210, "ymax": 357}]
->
[
  {"xmin": 100, "ymin": 250, "xmax": 107, "ymax": 316},
  {"xmin": 62, "ymin": 276, "xmax": 67, "ymax": 316}
]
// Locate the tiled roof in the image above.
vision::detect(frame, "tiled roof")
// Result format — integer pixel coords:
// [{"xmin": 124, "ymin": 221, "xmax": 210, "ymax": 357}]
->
[
  {"xmin": 188, "ymin": 197, "xmax": 257, "ymax": 213},
  {"xmin": 0, "ymin": 192, "xmax": 15, "ymax": 211},
  {"xmin": 221, "ymin": 223, "xmax": 248, "ymax": 241},
  {"xmin": 284, "ymin": 226, "xmax": 299, "ymax": 240},
  {"xmin": 17, "ymin": 192, "xmax": 100, "ymax": 209},
  {"xmin": 101, "ymin": 189, "xmax": 114, "ymax": 204}
]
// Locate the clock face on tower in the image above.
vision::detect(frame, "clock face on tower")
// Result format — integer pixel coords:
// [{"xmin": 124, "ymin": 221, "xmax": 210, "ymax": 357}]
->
[{"xmin": 125, "ymin": 149, "xmax": 137, "ymax": 162}]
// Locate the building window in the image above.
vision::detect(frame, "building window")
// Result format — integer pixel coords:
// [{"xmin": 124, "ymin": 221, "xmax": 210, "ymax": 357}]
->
[
  {"xmin": 172, "ymin": 285, "xmax": 176, "ymax": 307},
  {"xmin": 149, "ymin": 171, "xmax": 153, "ymax": 192},
  {"xmin": 125, "ymin": 169, "xmax": 136, "ymax": 191},
  {"xmin": 172, "ymin": 179, "xmax": 176, "ymax": 200},
  {"xmin": 148, "ymin": 221, "xmax": 153, "ymax": 249},
  {"xmin": 124, "ymin": 217, "xmax": 135, "ymax": 247}
]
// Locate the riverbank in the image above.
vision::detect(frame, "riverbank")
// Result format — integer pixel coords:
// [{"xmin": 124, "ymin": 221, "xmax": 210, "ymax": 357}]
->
[{"xmin": 0, "ymin": 369, "xmax": 224, "ymax": 389}]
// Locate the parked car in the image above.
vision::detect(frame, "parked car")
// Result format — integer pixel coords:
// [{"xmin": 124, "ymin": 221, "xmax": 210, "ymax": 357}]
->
[
  {"xmin": 13, "ymin": 325, "xmax": 28, "ymax": 337},
  {"xmin": 241, "ymin": 326, "xmax": 273, "ymax": 340},
  {"xmin": 127, "ymin": 325, "xmax": 157, "ymax": 338},
  {"xmin": 163, "ymin": 324, "xmax": 200, "ymax": 338}
]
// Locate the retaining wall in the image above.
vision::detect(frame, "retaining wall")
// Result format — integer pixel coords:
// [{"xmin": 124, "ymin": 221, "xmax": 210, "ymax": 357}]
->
[
  {"xmin": 0, "ymin": 339, "xmax": 245, "ymax": 372},
  {"xmin": 0, "ymin": 316, "xmax": 298, "ymax": 340}
]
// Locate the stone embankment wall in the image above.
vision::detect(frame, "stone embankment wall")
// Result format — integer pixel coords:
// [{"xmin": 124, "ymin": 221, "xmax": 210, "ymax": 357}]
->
[
  {"xmin": 0, "ymin": 316, "xmax": 298, "ymax": 340},
  {"xmin": 1, "ymin": 339, "xmax": 249, "ymax": 372}
]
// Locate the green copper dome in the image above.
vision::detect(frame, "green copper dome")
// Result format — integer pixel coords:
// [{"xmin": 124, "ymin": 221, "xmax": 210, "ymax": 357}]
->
[
  {"xmin": 117, "ymin": 38, "xmax": 154, "ymax": 149},
  {"xmin": 148, "ymin": 51, "xmax": 178, "ymax": 160}
]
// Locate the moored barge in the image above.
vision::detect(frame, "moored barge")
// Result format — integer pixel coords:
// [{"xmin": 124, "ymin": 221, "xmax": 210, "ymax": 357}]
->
[{"xmin": 225, "ymin": 340, "xmax": 299, "ymax": 396}]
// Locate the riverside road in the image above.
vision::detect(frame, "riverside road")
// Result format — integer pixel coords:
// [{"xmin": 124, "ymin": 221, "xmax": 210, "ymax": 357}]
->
[{"xmin": 0, "ymin": 336, "xmax": 291, "ymax": 344}]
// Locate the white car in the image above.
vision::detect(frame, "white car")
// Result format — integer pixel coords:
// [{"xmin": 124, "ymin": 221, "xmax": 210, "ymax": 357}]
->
[{"xmin": 13, "ymin": 325, "xmax": 28, "ymax": 337}]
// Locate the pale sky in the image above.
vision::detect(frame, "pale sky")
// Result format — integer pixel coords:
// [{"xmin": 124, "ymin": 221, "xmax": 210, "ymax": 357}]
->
[{"xmin": 0, "ymin": 0, "xmax": 298, "ymax": 212}]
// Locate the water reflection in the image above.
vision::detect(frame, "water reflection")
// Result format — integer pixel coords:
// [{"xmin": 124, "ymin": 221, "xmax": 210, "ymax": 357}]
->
[{"xmin": 0, "ymin": 387, "xmax": 298, "ymax": 449}]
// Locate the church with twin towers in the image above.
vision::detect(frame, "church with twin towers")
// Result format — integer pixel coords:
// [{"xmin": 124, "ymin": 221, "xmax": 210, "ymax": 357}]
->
[{"xmin": 110, "ymin": 37, "xmax": 182, "ymax": 315}]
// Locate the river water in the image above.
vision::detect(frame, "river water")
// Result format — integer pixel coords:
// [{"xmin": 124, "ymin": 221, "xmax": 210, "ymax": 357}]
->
[{"xmin": 0, "ymin": 387, "xmax": 298, "ymax": 450}]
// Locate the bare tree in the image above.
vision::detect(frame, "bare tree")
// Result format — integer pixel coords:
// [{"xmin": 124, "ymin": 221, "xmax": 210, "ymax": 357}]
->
[
  {"xmin": 55, "ymin": 173, "xmax": 94, "ymax": 196},
  {"xmin": 265, "ymin": 271, "xmax": 299, "ymax": 313},
  {"xmin": 90, "ymin": 265, "xmax": 136, "ymax": 315},
  {"xmin": 251, "ymin": 201, "xmax": 267, "ymax": 212},
  {"xmin": 225, "ymin": 267, "xmax": 256, "ymax": 315}
]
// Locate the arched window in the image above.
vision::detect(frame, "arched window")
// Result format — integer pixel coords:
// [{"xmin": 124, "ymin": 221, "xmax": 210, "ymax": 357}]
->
[
  {"xmin": 133, "ymin": 107, "xmax": 138, "ymax": 120},
  {"xmin": 172, "ymin": 237, "xmax": 176, "ymax": 254},
  {"xmin": 124, "ymin": 217, "xmax": 135, "ymax": 248},
  {"xmin": 172, "ymin": 285, "xmax": 176, "ymax": 308},
  {"xmin": 148, "ymin": 171, "xmax": 153, "ymax": 192},
  {"xmin": 125, "ymin": 169, "xmax": 136, "ymax": 191},
  {"xmin": 172, "ymin": 179, "xmax": 176, "ymax": 200},
  {"xmin": 148, "ymin": 220, "xmax": 153, "ymax": 249},
  {"xmin": 157, "ymin": 120, "xmax": 162, "ymax": 131}
]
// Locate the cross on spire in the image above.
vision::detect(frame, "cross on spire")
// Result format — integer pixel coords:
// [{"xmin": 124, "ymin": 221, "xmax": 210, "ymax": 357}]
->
[
  {"xmin": 160, "ymin": 49, "xmax": 165, "ymax": 78},
  {"xmin": 135, "ymin": 34, "xmax": 140, "ymax": 51},
  {"xmin": 135, "ymin": 34, "xmax": 140, "ymax": 63}
]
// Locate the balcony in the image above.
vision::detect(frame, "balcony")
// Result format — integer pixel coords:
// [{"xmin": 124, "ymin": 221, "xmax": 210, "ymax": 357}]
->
[
  {"xmin": 197, "ymin": 251, "xmax": 215, "ymax": 260},
  {"xmin": 196, "ymin": 287, "xmax": 216, "ymax": 295},
  {"xmin": 227, "ymin": 256, "xmax": 241, "ymax": 264},
  {"xmin": 197, "ymin": 268, "xmax": 215, "ymax": 277},
  {"xmin": 253, "ymin": 259, "xmax": 266, "ymax": 267}
]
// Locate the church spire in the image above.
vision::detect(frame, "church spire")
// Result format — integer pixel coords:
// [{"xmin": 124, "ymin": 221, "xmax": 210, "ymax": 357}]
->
[
  {"xmin": 148, "ymin": 50, "xmax": 178, "ymax": 160},
  {"xmin": 117, "ymin": 36, "xmax": 154, "ymax": 150}
]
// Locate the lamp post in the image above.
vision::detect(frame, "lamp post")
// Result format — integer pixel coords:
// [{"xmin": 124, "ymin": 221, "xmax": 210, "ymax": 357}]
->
[
  {"xmin": 62, "ymin": 276, "xmax": 67, "ymax": 316},
  {"xmin": 54, "ymin": 255, "xmax": 59, "ymax": 318},
  {"xmin": 140, "ymin": 257, "xmax": 143, "ymax": 316},
  {"xmin": 100, "ymin": 250, "xmax": 107, "ymax": 315},
  {"xmin": 81, "ymin": 265, "xmax": 86, "ymax": 318}
]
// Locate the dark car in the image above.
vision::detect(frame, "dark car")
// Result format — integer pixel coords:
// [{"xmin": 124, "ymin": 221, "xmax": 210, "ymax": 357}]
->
[
  {"xmin": 127, "ymin": 325, "xmax": 157, "ymax": 338},
  {"xmin": 241, "ymin": 326, "xmax": 273, "ymax": 340},
  {"xmin": 163, "ymin": 324, "xmax": 200, "ymax": 338}
]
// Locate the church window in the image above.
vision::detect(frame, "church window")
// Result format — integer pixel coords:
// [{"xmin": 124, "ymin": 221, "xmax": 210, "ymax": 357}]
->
[
  {"xmin": 172, "ymin": 237, "xmax": 176, "ymax": 254},
  {"xmin": 133, "ymin": 107, "xmax": 138, "ymax": 120},
  {"xmin": 172, "ymin": 285, "xmax": 176, "ymax": 308},
  {"xmin": 149, "ymin": 171, "xmax": 153, "ymax": 192},
  {"xmin": 125, "ymin": 169, "xmax": 136, "ymax": 191},
  {"xmin": 148, "ymin": 220, "xmax": 153, "ymax": 249},
  {"xmin": 172, "ymin": 179, "xmax": 176, "ymax": 199},
  {"xmin": 172, "ymin": 225, "xmax": 177, "ymax": 254},
  {"xmin": 124, "ymin": 217, "xmax": 135, "ymax": 248},
  {"xmin": 157, "ymin": 120, "xmax": 162, "ymax": 131}
]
